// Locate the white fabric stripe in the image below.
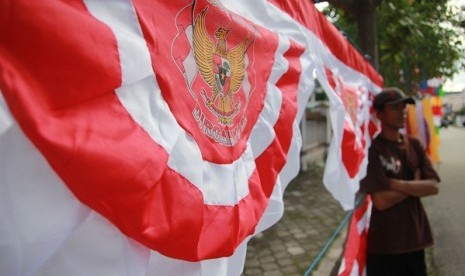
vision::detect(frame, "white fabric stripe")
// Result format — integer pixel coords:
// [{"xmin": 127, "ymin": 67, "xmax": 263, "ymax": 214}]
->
[
  {"xmin": 338, "ymin": 259, "xmax": 347, "ymax": 275},
  {"xmin": 255, "ymin": 114, "xmax": 309, "ymax": 233},
  {"xmin": 254, "ymin": 28, "xmax": 316, "ymax": 231},
  {"xmin": 357, "ymin": 210, "xmax": 368, "ymax": 235},
  {"xmin": 351, "ymin": 261, "xmax": 360, "ymax": 276},
  {"xmin": 357, "ymin": 201, "xmax": 372, "ymax": 235},
  {"xmin": 249, "ymin": 35, "xmax": 288, "ymax": 158},
  {"xmin": 0, "ymin": 92, "xmax": 12, "ymax": 135},
  {"xmin": 115, "ymin": 77, "xmax": 183, "ymax": 152},
  {"xmin": 83, "ymin": 0, "xmax": 153, "ymax": 85},
  {"xmin": 168, "ymin": 135, "xmax": 255, "ymax": 205},
  {"xmin": 35, "ymin": 212, "xmax": 150, "ymax": 276},
  {"xmin": 0, "ymin": 124, "xmax": 92, "ymax": 276},
  {"xmin": 146, "ymin": 236, "xmax": 249, "ymax": 276}
]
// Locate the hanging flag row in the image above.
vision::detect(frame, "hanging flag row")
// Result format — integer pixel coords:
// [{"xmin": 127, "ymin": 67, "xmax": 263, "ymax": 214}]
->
[
  {"xmin": 0, "ymin": 0, "xmax": 382, "ymax": 275},
  {"xmin": 260, "ymin": 0, "xmax": 383, "ymax": 210}
]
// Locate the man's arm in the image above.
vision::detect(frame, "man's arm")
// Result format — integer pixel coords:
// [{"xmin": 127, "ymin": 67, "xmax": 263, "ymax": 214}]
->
[
  {"xmin": 371, "ymin": 170, "xmax": 439, "ymax": 211},
  {"xmin": 371, "ymin": 190, "xmax": 408, "ymax": 211},
  {"xmin": 388, "ymin": 178, "xmax": 439, "ymax": 197}
]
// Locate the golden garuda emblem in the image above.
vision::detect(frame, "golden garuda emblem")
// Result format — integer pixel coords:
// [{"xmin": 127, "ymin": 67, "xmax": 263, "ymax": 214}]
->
[{"xmin": 193, "ymin": 9, "xmax": 249, "ymax": 126}]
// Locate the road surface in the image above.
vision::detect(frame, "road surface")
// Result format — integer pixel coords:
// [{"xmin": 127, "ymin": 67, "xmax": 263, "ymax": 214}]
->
[{"xmin": 423, "ymin": 126, "xmax": 465, "ymax": 275}]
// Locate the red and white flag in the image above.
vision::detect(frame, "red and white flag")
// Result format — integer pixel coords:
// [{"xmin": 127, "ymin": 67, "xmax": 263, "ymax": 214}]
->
[
  {"xmin": 263, "ymin": 0, "xmax": 383, "ymax": 210},
  {"xmin": 0, "ymin": 0, "xmax": 380, "ymax": 275},
  {"xmin": 338, "ymin": 196, "xmax": 372, "ymax": 276},
  {"xmin": 320, "ymin": 69, "xmax": 369, "ymax": 210}
]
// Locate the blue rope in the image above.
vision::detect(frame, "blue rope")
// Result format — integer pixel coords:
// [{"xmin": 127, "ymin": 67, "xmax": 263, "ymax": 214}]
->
[{"xmin": 303, "ymin": 210, "xmax": 353, "ymax": 276}]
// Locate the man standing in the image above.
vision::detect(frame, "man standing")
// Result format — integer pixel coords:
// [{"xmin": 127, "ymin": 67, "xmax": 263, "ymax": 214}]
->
[{"xmin": 360, "ymin": 87, "xmax": 440, "ymax": 276}]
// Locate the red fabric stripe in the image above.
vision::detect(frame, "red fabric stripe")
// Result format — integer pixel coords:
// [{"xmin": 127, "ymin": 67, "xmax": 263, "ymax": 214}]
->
[
  {"xmin": 339, "ymin": 196, "xmax": 370, "ymax": 276},
  {"xmin": 341, "ymin": 120, "xmax": 365, "ymax": 178},
  {"xmin": 116, "ymin": 167, "xmax": 265, "ymax": 261},
  {"xmin": 255, "ymin": 41, "xmax": 304, "ymax": 196},
  {"xmin": 267, "ymin": 0, "xmax": 383, "ymax": 88},
  {"xmin": 0, "ymin": 1, "xmax": 122, "ymax": 110}
]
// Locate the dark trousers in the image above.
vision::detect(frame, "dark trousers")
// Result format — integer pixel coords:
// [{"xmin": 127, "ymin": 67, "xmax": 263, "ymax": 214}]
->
[{"xmin": 367, "ymin": 250, "xmax": 426, "ymax": 276}]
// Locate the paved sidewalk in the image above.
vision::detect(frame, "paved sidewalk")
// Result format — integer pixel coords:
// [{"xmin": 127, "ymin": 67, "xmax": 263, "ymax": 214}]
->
[{"xmin": 242, "ymin": 164, "xmax": 348, "ymax": 276}]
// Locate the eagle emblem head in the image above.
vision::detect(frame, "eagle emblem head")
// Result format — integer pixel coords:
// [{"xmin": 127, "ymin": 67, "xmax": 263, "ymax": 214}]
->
[{"xmin": 215, "ymin": 27, "xmax": 229, "ymax": 39}]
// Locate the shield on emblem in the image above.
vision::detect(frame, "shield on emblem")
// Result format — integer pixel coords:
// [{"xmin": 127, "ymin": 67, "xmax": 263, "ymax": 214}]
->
[{"xmin": 218, "ymin": 60, "xmax": 230, "ymax": 86}]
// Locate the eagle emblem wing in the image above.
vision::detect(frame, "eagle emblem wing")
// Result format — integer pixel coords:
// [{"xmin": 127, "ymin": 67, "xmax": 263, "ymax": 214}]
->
[
  {"xmin": 226, "ymin": 38, "xmax": 248, "ymax": 94},
  {"xmin": 193, "ymin": 10, "xmax": 216, "ymax": 88}
]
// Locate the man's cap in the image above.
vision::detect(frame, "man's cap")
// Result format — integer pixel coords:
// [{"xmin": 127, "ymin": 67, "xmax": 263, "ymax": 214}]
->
[{"xmin": 373, "ymin": 87, "xmax": 415, "ymax": 110}]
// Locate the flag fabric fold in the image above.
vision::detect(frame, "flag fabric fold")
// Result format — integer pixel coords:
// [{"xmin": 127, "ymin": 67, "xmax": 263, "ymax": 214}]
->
[
  {"xmin": 338, "ymin": 196, "xmax": 372, "ymax": 276},
  {"xmin": 227, "ymin": 0, "xmax": 383, "ymax": 211},
  {"xmin": 1, "ymin": 0, "xmax": 381, "ymax": 274},
  {"xmin": 262, "ymin": 0, "xmax": 383, "ymax": 210}
]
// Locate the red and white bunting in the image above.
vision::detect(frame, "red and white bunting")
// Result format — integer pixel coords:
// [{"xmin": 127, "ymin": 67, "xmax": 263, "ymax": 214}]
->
[
  {"xmin": 0, "ymin": 0, "xmax": 381, "ymax": 274},
  {"xmin": 338, "ymin": 196, "xmax": 372, "ymax": 276},
  {"xmin": 262, "ymin": 0, "xmax": 383, "ymax": 210}
]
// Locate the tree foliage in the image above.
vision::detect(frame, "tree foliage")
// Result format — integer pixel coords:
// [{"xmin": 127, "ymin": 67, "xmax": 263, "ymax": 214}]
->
[{"xmin": 323, "ymin": 0, "xmax": 465, "ymax": 93}]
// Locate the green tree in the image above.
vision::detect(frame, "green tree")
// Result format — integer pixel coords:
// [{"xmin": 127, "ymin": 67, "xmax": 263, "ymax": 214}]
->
[{"xmin": 322, "ymin": 0, "xmax": 465, "ymax": 94}]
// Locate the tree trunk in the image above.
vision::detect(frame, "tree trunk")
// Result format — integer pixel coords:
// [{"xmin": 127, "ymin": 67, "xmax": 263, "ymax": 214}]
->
[
  {"xmin": 354, "ymin": 2, "xmax": 379, "ymax": 70},
  {"xmin": 326, "ymin": 0, "xmax": 382, "ymax": 70}
]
